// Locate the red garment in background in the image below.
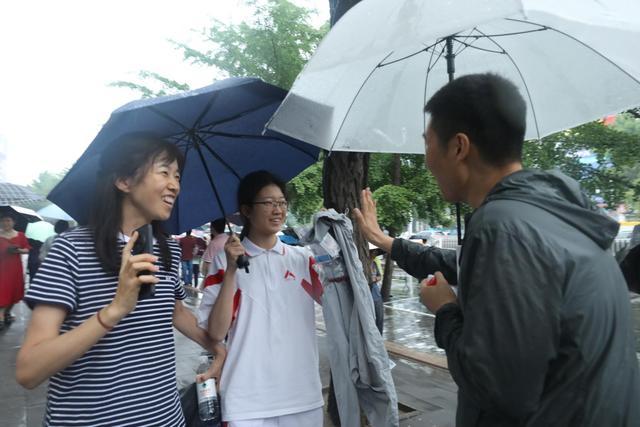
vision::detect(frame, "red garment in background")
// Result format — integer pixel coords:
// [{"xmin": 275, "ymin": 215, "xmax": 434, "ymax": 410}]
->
[
  {"xmin": 179, "ymin": 235, "xmax": 198, "ymax": 261},
  {"xmin": 0, "ymin": 232, "xmax": 31, "ymax": 306}
]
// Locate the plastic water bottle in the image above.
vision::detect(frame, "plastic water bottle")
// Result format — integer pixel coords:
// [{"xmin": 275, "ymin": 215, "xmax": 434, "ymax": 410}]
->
[{"xmin": 196, "ymin": 356, "xmax": 220, "ymax": 423}]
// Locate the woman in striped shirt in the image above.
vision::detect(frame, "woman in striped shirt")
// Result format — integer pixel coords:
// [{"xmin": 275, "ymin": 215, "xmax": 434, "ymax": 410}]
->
[{"xmin": 16, "ymin": 133, "xmax": 224, "ymax": 426}]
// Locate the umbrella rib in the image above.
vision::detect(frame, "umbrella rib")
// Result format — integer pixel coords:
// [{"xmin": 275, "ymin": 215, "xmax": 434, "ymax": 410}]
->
[
  {"xmin": 424, "ymin": 41, "xmax": 445, "ymax": 131},
  {"xmin": 199, "ymin": 130, "xmax": 319, "ymax": 161},
  {"xmin": 475, "ymin": 28, "xmax": 542, "ymax": 141},
  {"xmin": 197, "ymin": 136, "xmax": 243, "ymax": 180},
  {"xmin": 450, "ymin": 39, "xmax": 506, "ymax": 55},
  {"xmin": 192, "ymin": 92, "xmax": 220, "ymax": 129},
  {"xmin": 507, "ymin": 17, "xmax": 640, "ymax": 87},
  {"xmin": 461, "ymin": 27, "xmax": 548, "ymax": 39},
  {"xmin": 328, "ymin": 51, "xmax": 395, "ymax": 153},
  {"xmin": 378, "ymin": 25, "xmax": 543, "ymax": 69},
  {"xmin": 453, "ymin": 28, "xmax": 480, "ymax": 56},
  {"xmin": 148, "ymin": 106, "xmax": 190, "ymax": 132},
  {"xmin": 200, "ymin": 101, "xmax": 280, "ymax": 130},
  {"xmin": 192, "ymin": 134, "xmax": 233, "ymax": 220},
  {"xmin": 379, "ymin": 38, "xmax": 446, "ymax": 68},
  {"xmin": 167, "ymin": 133, "xmax": 193, "ymax": 150},
  {"xmin": 425, "ymin": 42, "xmax": 446, "ymax": 74}
]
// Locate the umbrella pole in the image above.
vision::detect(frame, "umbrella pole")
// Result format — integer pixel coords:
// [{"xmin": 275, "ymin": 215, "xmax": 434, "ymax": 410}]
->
[
  {"xmin": 193, "ymin": 137, "xmax": 250, "ymax": 272},
  {"xmin": 445, "ymin": 36, "xmax": 464, "ymax": 246}
]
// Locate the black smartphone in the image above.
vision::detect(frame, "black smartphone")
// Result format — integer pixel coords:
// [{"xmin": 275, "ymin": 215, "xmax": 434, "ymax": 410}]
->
[{"xmin": 132, "ymin": 223, "xmax": 155, "ymax": 300}]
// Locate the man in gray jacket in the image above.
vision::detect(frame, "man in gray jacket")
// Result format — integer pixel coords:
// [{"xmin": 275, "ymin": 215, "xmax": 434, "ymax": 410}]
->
[{"xmin": 354, "ymin": 73, "xmax": 640, "ymax": 426}]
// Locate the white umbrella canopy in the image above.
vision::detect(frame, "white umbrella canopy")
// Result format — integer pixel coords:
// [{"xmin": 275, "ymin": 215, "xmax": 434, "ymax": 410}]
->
[
  {"xmin": 37, "ymin": 203, "xmax": 75, "ymax": 222},
  {"xmin": 266, "ymin": 0, "xmax": 640, "ymax": 153},
  {"xmin": 25, "ymin": 221, "xmax": 56, "ymax": 242}
]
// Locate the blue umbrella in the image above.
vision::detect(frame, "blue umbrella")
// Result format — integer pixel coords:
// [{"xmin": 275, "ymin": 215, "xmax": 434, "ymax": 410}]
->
[{"xmin": 48, "ymin": 77, "xmax": 320, "ymax": 235}]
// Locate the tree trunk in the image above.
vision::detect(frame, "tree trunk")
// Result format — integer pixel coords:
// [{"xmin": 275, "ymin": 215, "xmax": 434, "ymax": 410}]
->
[
  {"xmin": 323, "ymin": 151, "xmax": 371, "ymax": 280},
  {"xmin": 326, "ymin": 3, "xmax": 365, "ymax": 427},
  {"xmin": 380, "ymin": 154, "xmax": 401, "ymax": 301}
]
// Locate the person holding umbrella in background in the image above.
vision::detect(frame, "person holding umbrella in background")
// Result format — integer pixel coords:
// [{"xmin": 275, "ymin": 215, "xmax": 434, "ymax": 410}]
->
[
  {"xmin": 0, "ymin": 211, "xmax": 30, "ymax": 330},
  {"xmin": 16, "ymin": 133, "xmax": 224, "ymax": 426}
]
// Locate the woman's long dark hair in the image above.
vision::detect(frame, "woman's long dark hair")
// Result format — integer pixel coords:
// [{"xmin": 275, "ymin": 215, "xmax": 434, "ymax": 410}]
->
[
  {"xmin": 89, "ymin": 132, "xmax": 184, "ymax": 273},
  {"xmin": 237, "ymin": 170, "xmax": 287, "ymax": 240}
]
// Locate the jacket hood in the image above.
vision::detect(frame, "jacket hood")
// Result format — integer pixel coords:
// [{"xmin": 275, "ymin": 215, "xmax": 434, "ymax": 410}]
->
[{"xmin": 483, "ymin": 169, "xmax": 619, "ymax": 249}]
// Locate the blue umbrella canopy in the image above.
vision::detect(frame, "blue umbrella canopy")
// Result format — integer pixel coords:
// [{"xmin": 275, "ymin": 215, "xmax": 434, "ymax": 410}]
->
[{"xmin": 48, "ymin": 77, "xmax": 320, "ymax": 234}]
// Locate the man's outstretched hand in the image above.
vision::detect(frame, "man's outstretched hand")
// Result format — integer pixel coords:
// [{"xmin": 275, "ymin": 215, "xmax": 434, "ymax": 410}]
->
[{"xmin": 352, "ymin": 188, "xmax": 393, "ymax": 253}]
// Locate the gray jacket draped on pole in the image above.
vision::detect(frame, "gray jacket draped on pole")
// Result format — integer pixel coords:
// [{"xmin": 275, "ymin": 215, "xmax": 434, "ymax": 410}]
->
[{"xmin": 305, "ymin": 210, "xmax": 399, "ymax": 427}]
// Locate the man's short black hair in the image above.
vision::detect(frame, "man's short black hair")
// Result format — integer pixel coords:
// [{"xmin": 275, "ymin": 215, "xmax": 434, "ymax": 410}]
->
[
  {"xmin": 211, "ymin": 218, "xmax": 226, "ymax": 234},
  {"xmin": 424, "ymin": 73, "xmax": 526, "ymax": 166}
]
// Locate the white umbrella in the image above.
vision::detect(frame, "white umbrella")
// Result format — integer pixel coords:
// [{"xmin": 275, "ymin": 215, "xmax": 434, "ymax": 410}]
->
[
  {"xmin": 37, "ymin": 203, "xmax": 75, "ymax": 222},
  {"xmin": 266, "ymin": 0, "xmax": 640, "ymax": 153},
  {"xmin": 0, "ymin": 205, "xmax": 43, "ymax": 232},
  {"xmin": 25, "ymin": 221, "xmax": 56, "ymax": 242}
]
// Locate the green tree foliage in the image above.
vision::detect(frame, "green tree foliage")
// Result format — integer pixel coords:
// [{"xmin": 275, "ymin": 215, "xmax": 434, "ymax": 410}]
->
[
  {"xmin": 27, "ymin": 170, "xmax": 66, "ymax": 210},
  {"xmin": 369, "ymin": 153, "xmax": 452, "ymax": 228},
  {"xmin": 371, "ymin": 185, "xmax": 413, "ymax": 234},
  {"xmin": 175, "ymin": 0, "xmax": 327, "ymax": 90},
  {"xmin": 110, "ymin": 71, "xmax": 191, "ymax": 99},
  {"xmin": 523, "ymin": 120, "xmax": 640, "ymax": 207},
  {"xmin": 286, "ymin": 160, "xmax": 323, "ymax": 223}
]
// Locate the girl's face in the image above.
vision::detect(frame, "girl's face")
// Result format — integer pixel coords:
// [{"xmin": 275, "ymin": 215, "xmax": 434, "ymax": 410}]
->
[
  {"xmin": 243, "ymin": 184, "xmax": 287, "ymax": 238},
  {"xmin": 118, "ymin": 155, "xmax": 181, "ymax": 223},
  {"xmin": 1, "ymin": 216, "xmax": 15, "ymax": 232}
]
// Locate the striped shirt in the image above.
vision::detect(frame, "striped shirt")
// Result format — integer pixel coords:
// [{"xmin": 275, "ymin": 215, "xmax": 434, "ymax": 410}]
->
[{"xmin": 25, "ymin": 227, "xmax": 186, "ymax": 427}]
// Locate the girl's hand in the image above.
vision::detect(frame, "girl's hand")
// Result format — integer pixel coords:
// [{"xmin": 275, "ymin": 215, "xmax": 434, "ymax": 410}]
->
[
  {"xmin": 108, "ymin": 232, "xmax": 160, "ymax": 319},
  {"xmin": 196, "ymin": 347, "xmax": 226, "ymax": 392},
  {"xmin": 224, "ymin": 234, "xmax": 245, "ymax": 271}
]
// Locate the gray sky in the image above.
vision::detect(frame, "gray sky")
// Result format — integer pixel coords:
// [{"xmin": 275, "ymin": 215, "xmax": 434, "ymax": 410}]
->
[{"xmin": 0, "ymin": 0, "xmax": 328, "ymax": 185}]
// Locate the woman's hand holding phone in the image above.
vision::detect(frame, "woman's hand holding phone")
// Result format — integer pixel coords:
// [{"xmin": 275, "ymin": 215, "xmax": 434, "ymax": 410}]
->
[{"xmin": 104, "ymin": 231, "xmax": 160, "ymax": 324}]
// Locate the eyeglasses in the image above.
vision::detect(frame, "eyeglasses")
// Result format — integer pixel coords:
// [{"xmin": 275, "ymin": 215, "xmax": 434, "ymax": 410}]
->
[{"xmin": 252, "ymin": 200, "xmax": 288, "ymax": 210}]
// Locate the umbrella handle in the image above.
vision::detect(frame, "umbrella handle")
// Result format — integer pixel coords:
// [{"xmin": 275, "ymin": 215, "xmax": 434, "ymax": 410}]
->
[{"xmin": 236, "ymin": 254, "xmax": 250, "ymax": 273}]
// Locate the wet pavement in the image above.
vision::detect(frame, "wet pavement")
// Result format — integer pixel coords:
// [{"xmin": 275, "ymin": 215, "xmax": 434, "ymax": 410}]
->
[{"xmin": 383, "ymin": 272, "xmax": 445, "ymax": 356}]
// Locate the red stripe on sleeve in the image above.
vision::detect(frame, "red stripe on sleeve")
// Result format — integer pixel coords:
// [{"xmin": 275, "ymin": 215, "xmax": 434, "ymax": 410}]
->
[
  {"xmin": 203, "ymin": 269, "xmax": 225, "ymax": 288},
  {"xmin": 301, "ymin": 256, "xmax": 323, "ymax": 304},
  {"xmin": 232, "ymin": 289, "xmax": 241, "ymax": 322}
]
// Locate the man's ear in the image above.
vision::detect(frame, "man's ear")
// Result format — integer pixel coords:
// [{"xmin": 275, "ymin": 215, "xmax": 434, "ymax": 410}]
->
[
  {"xmin": 453, "ymin": 133, "xmax": 471, "ymax": 161},
  {"xmin": 115, "ymin": 177, "xmax": 132, "ymax": 194}
]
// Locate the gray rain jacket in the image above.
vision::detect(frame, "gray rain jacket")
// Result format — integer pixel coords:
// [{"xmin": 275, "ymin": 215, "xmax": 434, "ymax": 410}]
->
[
  {"xmin": 391, "ymin": 169, "xmax": 640, "ymax": 426},
  {"xmin": 305, "ymin": 210, "xmax": 399, "ymax": 427}
]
